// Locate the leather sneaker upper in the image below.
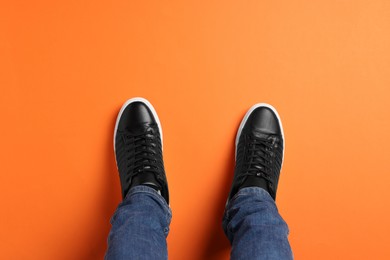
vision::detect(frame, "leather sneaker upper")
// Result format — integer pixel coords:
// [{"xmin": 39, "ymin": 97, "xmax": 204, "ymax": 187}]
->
[
  {"xmin": 228, "ymin": 104, "xmax": 284, "ymax": 201},
  {"xmin": 114, "ymin": 98, "xmax": 169, "ymax": 204}
]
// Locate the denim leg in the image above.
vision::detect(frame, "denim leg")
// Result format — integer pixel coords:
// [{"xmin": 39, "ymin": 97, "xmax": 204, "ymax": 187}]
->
[
  {"xmin": 105, "ymin": 185, "xmax": 172, "ymax": 260},
  {"xmin": 223, "ymin": 187, "xmax": 293, "ymax": 260}
]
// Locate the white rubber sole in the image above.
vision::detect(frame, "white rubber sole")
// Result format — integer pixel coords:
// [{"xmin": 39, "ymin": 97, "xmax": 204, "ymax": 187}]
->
[
  {"xmin": 113, "ymin": 97, "xmax": 163, "ymax": 152},
  {"xmin": 235, "ymin": 103, "xmax": 285, "ymax": 166}
]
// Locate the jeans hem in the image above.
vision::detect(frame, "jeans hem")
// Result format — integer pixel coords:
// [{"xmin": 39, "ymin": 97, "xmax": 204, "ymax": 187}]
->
[{"xmin": 124, "ymin": 185, "xmax": 172, "ymax": 219}]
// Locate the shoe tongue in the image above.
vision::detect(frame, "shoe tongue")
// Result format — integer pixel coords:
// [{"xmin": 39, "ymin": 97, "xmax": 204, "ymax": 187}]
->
[{"xmin": 132, "ymin": 170, "xmax": 162, "ymax": 189}]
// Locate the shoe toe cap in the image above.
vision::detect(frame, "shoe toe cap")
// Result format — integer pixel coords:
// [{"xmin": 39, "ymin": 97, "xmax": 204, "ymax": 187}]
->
[
  {"xmin": 245, "ymin": 106, "xmax": 282, "ymax": 135},
  {"xmin": 118, "ymin": 101, "xmax": 157, "ymax": 130}
]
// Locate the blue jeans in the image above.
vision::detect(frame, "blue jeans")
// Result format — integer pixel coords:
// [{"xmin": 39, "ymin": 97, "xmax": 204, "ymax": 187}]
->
[
  {"xmin": 106, "ymin": 186, "xmax": 292, "ymax": 259},
  {"xmin": 223, "ymin": 187, "xmax": 293, "ymax": 259}
]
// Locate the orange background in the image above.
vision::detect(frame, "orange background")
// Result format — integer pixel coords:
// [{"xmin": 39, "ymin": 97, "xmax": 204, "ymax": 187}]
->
[{"xmin": 1, "ymin": 0, "xmax": 390, "ymax": 259}]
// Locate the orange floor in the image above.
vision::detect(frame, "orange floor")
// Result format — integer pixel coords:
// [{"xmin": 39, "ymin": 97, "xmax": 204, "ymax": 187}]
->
[{"xmin": 1, "ymin": 1, "xmax": 390, "ymax": 259}]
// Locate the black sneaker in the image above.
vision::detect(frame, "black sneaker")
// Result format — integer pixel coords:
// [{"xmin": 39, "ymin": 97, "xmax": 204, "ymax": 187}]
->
[
  {"xmin": 227, "ymin": 103, "xmax": 285, "ymax": 201},
  {"xmin": 113, "ymin": 97, "xmax": 169, "ymax": 204}
]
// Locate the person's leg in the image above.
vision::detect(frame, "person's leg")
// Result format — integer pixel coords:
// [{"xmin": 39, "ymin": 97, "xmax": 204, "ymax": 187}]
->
[
  {"xmin": 106, "ymin": 97, "xmax": 171, "ymax": 259},
  {"xmin": 223, "ymin": 104, "xmax": 293, "ymax": 260},
  {"xmin": 223, "ymin": 187, "xmax": 292, "ymax": 259},
  {"xmin": 105, "ymin": 185, "xmax": 171, "ymax": 259}
]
